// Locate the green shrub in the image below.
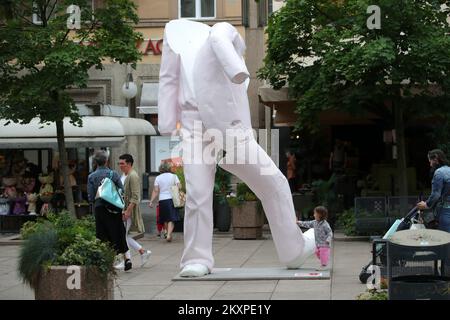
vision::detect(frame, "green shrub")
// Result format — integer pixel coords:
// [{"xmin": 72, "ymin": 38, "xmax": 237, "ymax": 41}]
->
[
  {"xmin": 227, "ymin": 182, "xmax": 259, "ymax": 207},
  {"xmin": 18, "ymin": 212, "xmax": 115, "ymax": 289},
  {"xmin": 18, "ymin": 228, "xmax": 58, "ymax": 289},
  {"xmin": 335, "ymin": 208, "xmax": 357, "ymax": 236},
  {"xmin": 57, "ymin": 234, "xmax": 115, "ymax": 275},
  {"xmin": 356, "ymin": 289, "xmax": 388, "ymax": 300}
]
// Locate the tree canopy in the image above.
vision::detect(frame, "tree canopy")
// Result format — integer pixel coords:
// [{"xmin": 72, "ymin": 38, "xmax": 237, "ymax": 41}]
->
[
  {"xmin": 259, "ymin": 0, "xmax": 450, "ymax": 132},
  {"xmin": 0, "ymin": 0, "xmax": 142, "ymax": 126}
]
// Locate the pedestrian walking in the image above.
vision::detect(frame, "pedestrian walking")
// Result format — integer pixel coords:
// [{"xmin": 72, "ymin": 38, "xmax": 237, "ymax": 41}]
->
[
  {"xmin": 149, "ymin": 162, "xmax": 180, "ymax": 242},
  {"xmin": 87, "ymin": 150, "xmax": 128, "ymax": 264},
  {"xmin": 118, "ymin": 154, "xmax": 152, "ymax": 270}
]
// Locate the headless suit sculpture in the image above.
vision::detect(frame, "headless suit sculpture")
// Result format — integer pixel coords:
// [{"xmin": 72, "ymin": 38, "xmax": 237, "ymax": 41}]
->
[{"xmin": 158, "ymin": 19, "xmax": 315, "ymax": 277}]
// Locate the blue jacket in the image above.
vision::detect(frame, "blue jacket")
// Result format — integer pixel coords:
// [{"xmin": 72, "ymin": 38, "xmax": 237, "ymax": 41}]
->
[
  {"xmin": 426, "ymin": 165, "xmax": 450, "ymax": 208},
  {"xmin": 87, "ymin": 166, "xmax": 123, "ymax": 205}
]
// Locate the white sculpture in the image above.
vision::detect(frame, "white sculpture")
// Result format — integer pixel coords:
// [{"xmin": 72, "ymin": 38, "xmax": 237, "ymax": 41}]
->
[{"xmin": 158, "ymin": 19, "xmax": 315, "ymax": 277}]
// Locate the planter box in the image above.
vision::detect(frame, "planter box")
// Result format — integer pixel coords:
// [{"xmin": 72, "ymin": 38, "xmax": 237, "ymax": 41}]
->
[
  {"xmin": 231, "ymin": 201, "xmax": 264, "ymax": 239},
  {"xmin": 35, "ymin": 266, "xmax": 114, "ymax": 300},
  {"xmin": 0, "ymin": 215, "xmax": 37, "ymax": 233}
]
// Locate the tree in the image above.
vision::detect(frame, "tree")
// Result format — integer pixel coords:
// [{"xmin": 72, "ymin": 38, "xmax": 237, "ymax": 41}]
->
[
  {"xmin": 0, "ymin": 0, "xmax": 142, "ymax": 215},
  {"xmin": 259, "ymin": 0, "xmax": 450, "ymax": 196}
]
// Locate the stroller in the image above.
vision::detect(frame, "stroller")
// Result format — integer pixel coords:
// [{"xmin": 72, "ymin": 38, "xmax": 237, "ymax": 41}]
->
[{"xmin": 358, "ymin": 205, "xmax": 436, "ymax": 283}]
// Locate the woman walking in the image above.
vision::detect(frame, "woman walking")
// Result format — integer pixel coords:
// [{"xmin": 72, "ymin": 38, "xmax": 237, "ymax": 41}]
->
[
  {"xmin": 417, "ymin": 149, "xmax": 450, "ymax": 232},
  {"xmin": 149, "ymin": 163, "xmax": 181, "ymax": 242}
]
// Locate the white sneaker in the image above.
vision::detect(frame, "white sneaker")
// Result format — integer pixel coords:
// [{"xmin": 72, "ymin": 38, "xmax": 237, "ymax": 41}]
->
[
  {"xmin": 179, "ymin": 264, "xmax": 209, "ymax": 277},
  {"xmin": 114, "ymin": 260, "xmax": 125, "ymax": 270},
  {"xmin": 140, "ymin": 250, "xmax": 152, "ymax": 267}
]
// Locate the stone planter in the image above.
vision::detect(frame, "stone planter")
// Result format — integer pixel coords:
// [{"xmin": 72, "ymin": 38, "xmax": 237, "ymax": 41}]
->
[
  {"xmin": 34, "ymin": 266, "xmax": 114, "ymax": 300},
  {"xmin": 231, "ymin": 201, "xmax": 264, "ymax": 239}
]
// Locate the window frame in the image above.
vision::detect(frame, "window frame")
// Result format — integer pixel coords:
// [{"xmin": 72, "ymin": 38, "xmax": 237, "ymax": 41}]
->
[{"xmin": 178, "ymin": 0, "xmax": 216, "ymax": 20}]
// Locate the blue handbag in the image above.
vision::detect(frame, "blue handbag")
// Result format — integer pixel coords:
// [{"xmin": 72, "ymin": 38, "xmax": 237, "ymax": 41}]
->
[{"xmin": 96, "ymin": 171, "xmax": 124, "ymax": 211}]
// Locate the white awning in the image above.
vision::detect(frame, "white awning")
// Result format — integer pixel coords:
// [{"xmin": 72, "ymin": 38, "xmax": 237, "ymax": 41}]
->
[
  {"xmin": 137, "ymin": 82, "xmax": 159, "ymax": 114},
  {"xmin": 0, "ymin": 116, "xmax": 156, "ymax": 149}
]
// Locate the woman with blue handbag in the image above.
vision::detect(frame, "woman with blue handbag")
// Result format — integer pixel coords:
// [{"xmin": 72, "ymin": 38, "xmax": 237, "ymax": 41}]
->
[{"xmin": 87, "ymin": 150, "xmax": 129, "ymax": 265}]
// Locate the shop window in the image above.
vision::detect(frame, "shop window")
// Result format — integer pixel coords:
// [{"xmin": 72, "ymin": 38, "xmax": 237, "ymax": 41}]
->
[{"xmin": 179, "ymin": 0, "xmax": 216, "ymax": 19}]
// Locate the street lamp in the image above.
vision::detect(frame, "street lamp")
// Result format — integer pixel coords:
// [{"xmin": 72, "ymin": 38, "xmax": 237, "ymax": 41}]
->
[
  {"xmin": 122, "ymin": 66, "xmax": 137, "ymax": 117},
  {"xmin": 121, "ymin": 72, "xmax": 137, "ymax": 100}
]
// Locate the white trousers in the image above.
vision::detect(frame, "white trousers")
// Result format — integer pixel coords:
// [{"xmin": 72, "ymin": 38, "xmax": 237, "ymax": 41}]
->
[
  {"xmin": 124, "ymin": 217, "xmax": 142, "ymax": 259},
  {"xmin": 179, "ymin": 112, "xmax": 311, "ymax": 271}
]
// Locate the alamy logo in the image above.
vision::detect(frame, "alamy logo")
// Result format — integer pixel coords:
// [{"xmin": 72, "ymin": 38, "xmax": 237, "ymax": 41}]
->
[
  {"xmin": 367, "ymin": 5, "xmax": 381, "ymax": 29},
  {"xmin": 66, "ymin": 266, "xmax": 81, "ymax": 290},
  {"xmin": 366, "ymin": 265, "xmax": 381, "ymax": 290},
  {"xmin": 67, "ymin": 5, "xmax": 81, "ymax": 30}
]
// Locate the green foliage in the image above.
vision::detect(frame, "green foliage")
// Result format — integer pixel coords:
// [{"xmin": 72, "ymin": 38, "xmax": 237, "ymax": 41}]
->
[
  {"xmin": 0, "ymin": 0, "xmax": 143, "ymax": 126},
  {"xmin": 18, "ymin": 227, "xmax": 58, "ymax": 289},
  {"xmin": 227, "ymin": 182, "xmax": 259, "ymax": 207},
  {"xmin": 335, "ymin": 208, "xmax": 357, "ymax": 236},
  {"xmin": 429, "ymin": 115, "xmax": 450, "ymax": 156},
  {"xmin": 18, "ymin": 212, "xmax": 115, "ymax": 289},
  {"xmin": 259, "ymin": 0, "xmax": 450, "ymax": 133},
  {"xmin": 356, "ymin": 289, "xmax": 388, "ymax": 300},
  {"xmin": 57, "ymin": 235, "xmax": 115, "ymax": 275},
  {"xmin": 214, "ymin": 166, "xmax": 232, "ymax": 204},
  {"xmin": 173, "ymin": 166, "xmax": 186, "ymax": 193},
  {"xmin": 311, "ymin": 174, "xmax": 336, "ymax": 207}
]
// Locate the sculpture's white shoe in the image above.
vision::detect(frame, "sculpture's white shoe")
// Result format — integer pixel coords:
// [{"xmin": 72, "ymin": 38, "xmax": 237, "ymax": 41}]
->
[{"xmin": 179, "ymin": 264, "xmax": 209, "ymax": 277}]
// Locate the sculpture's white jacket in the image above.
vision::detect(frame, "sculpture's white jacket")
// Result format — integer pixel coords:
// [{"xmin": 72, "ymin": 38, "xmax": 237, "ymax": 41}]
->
[
  {"xmin": 194, "ymin": 22, "xmax": 252, "ymax": 133},
  {"xmin": 157, "ymin": 20, "xmax": 251, "ymax": 135}
]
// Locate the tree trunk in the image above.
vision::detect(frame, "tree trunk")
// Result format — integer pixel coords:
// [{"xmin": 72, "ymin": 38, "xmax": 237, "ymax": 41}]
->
[
  {"xmin": 394, "ymin": 101, "xmax": 408, "ymax": 197},
  {"xmin": 56, "ymin": 119, "xmax": 76, "ymax": 217}
]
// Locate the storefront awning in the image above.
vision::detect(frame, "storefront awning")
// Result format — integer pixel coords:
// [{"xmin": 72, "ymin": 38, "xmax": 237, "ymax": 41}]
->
[{"xmin": 0, "ymin": 116, "xmax": 156, "ymax": 149}]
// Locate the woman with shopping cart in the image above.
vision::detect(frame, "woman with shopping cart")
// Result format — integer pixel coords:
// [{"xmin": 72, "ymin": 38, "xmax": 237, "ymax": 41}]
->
[{"xmin": 417, "ymin": 149, "xmax": 450, "ymax": 233}]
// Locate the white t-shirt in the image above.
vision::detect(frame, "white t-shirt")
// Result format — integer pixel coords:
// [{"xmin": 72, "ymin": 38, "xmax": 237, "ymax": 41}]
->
[
  {"xmin": 120, "ymin": 174, "xmax": 126, "ymax": 186},
  {"xmin": 154, "ymin": 173, "xmax": 180, "ymax": 201}
]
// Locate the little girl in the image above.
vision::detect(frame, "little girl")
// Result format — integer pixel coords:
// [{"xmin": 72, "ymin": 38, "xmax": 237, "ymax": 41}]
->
[{"xmin": 297, "ymin": 206, "xmax": 333, "ymax": 270}]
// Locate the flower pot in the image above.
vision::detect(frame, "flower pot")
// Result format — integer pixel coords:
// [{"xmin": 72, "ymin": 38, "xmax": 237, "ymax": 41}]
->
[
  {"xmin": 231, "ymin": 201, "xmax": 265, "ymax": 239},
  {"xmin": 34, "ymin": 266, "xmax": 114, "ymax": 300}
]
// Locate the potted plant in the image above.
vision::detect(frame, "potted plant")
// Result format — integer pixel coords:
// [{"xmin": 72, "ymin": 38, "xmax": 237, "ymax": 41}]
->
[
  {"xmin": 228, "ymin": 182, "xmax": 265, "ymax": 239},
  {"xmin": 213, "ymin": 166, "xmax": 232, "ymax": 232},
  {"xmin": 18, "ymin": 212, "xmax": 116, "ymax": 300}
]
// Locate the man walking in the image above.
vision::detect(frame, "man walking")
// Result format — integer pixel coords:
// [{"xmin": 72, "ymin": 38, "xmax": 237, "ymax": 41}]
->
[{"xmin": 118, "ymin": 154, "xmax": 151, "ymax": 271}]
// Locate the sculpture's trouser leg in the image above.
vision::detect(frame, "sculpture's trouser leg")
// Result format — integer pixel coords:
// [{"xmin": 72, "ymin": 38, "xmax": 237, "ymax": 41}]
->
[{"xmin": 180, "ymin": 115, "xmax": 312, "ymax": 271}]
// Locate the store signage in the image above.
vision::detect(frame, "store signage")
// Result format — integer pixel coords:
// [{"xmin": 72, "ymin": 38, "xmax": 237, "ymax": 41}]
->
[
  {"xmin": 137, "ymin": 39, "xmax": 164, "ymax": 55},
  {"xmin": 78, "ymin": 38, "xmax": 164, "ymax": 55}
]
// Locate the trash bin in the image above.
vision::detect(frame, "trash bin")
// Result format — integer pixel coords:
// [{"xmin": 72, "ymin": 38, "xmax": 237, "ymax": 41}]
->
[
  {"xmin": 389, "ymin": 275, "xmax": 450, "ymax": 300},
  {"xmin": 387, "ymin": 229, "xmax": 450, "ymax": 300}
]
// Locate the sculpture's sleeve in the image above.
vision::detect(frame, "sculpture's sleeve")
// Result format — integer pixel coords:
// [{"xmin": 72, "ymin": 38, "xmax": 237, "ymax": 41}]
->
[
  {"xmin": 158, "ymin": 32, "xmax": 181, "ymax": 135},
  {"xmin": 210, "ymin": 23, "xmax": 250, "ymax": 84}
]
